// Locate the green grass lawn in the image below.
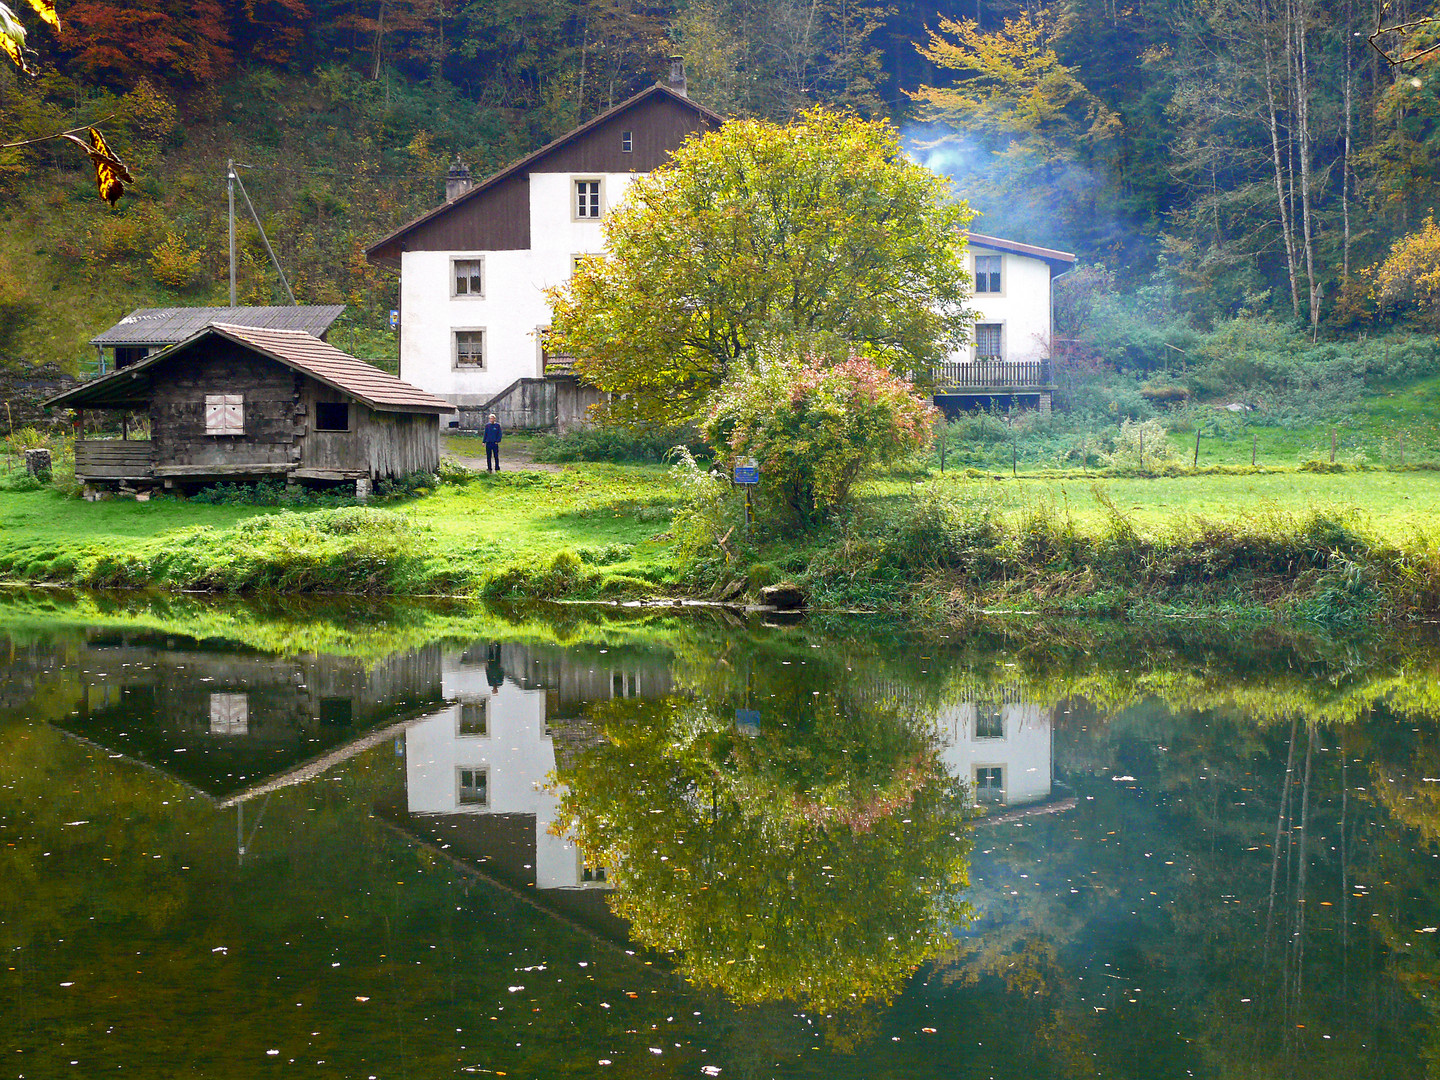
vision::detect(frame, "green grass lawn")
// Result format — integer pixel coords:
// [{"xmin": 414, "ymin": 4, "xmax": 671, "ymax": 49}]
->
[
  {"xmin": 1164, "ymin": 374, "xmax": 1440, "ymax": 468},
  {"xmin": 0, "ymin": 462, "xmax": 682, "ymax": 595}
]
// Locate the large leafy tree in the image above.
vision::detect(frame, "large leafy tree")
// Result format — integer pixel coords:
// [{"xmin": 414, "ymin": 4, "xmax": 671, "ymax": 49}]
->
[{"xmin": 547, "ymin": 107, "xmax": 973, "ymax": 427}]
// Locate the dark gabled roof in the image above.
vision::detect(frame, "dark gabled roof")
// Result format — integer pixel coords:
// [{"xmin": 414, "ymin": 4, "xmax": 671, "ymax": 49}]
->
[
  {"xmin": 48, "ymin": 324, "xmax": 451, "ymax": 414},
  {"xmin": 366, "ymin": 83, "xmax": 724, "ymax": 265},
  {"xmin": 90, "ymin": 305, "xmax": 346, "ymax": 347},
  {"xmin": 967, "ymin": 231, "xmax": 1077, "ymax": 274}
]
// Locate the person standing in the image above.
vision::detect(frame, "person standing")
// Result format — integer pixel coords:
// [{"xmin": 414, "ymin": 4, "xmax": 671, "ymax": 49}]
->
[{"xmin": 483, "ymin": 412, "xmax": 502, "ymax": 472}]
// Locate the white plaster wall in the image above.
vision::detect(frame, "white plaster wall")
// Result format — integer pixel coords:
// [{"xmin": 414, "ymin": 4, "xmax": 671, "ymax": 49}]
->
[
  {"xmin": 398, "ymin": 170, "xmax": 644, "ymax": 408},
  {"xmin": 956, "ymin": 246, "xmax": 1054, "ymax": 364},
  {"xmin": 403, "ymin": 670, "xmax": 592, "ymax": 889},
  {"xmin": 934, "ymin": 702, "xmax": 1053, "ymax": 807}
]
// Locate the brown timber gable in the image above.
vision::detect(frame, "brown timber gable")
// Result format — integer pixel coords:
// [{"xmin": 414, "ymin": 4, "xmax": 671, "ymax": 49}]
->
[{"xmin": 367, "ymin": 84, "xmax": 723, "ymax": 264}]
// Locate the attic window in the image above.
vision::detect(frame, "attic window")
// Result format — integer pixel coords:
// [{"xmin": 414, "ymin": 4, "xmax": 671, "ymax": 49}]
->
[
  {"xmin": 621, "ymin": 130, "xmax": 633, "ymax": 153},
  {"xmin": 315, "ymin": 402, "xmax": 349, "ymax": 431},
  {"xmin": 204, "ymin": 394, "xmax": 243, "ymax": 435}
]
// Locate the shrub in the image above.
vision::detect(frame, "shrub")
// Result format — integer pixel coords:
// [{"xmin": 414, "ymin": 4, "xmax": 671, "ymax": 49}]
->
[
  {"xmin": 533, "ymin": 423, "xmax": 706, "ymax": 463},
  {"xmin": 705, "ymin": 350, "xmax": 937, "ymax": 528},
  {"xmin": 148, "ymin": 232, "xmax": 204, "ymax": 290}
]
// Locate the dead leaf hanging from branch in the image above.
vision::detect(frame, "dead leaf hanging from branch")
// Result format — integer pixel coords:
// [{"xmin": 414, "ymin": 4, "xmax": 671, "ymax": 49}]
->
[{"xmin": 1, "ymin": 119, "xmax": 136, "ymax": 208}]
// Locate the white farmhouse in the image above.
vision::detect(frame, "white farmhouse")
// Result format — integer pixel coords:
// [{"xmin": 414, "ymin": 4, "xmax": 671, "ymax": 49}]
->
[
  {"xmin": 366, "ymin": 62, "xmax": 723, "ymax": 431},
  {"xmin": 936, "ymin": 231, "xmax": 1077, "ymax": 415}
]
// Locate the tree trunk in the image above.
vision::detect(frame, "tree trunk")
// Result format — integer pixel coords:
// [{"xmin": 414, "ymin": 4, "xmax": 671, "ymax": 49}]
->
[{"xmin": 1261, "ymin": 0, "xmax": 1302, "ymax": 317}]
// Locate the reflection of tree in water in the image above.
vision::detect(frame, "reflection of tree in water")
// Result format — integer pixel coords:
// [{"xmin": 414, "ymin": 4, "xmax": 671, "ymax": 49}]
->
[{"xmin": 552, "ymin": 691, "xmax": 973, "ymax": 1019}]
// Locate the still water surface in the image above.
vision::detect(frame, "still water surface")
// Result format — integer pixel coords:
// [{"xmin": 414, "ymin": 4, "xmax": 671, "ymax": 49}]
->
[{"xmin": 1, "ymin": 596, "xmax": 1436, "ymax": 1078}]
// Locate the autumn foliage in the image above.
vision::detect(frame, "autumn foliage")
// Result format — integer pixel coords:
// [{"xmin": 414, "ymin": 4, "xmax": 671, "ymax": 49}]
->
[{"xmin": 704, "ymin": 350, "xmax": 938, "ymax": 525}]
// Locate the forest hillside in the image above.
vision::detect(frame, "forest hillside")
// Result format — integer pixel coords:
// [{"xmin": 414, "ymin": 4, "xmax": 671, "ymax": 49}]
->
[{"xmin": 1, "ymin": 0, "xmax": 1438, "ymax": 374}]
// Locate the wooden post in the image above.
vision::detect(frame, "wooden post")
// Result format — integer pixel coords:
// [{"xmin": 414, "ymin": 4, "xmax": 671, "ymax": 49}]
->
[
  {"xmin": 1330, "ymin": 427, "xmax": 1337, "ymax": 463},
  {"xmin": 122, "ymin": 414, "xmax": 128, "ymax": 441},
  {"xmin": 1252, "ymin": 433, "xmax": 1258, "ymax": 467},
  {"xmin": 1139, "ymin": 428, "xmax": 1144, "ymax": 468},
  {"xmin": 1400, "ymin": 432, "xmax": 1405, "ymax": 467},
  {"xmin": 1193, "ymin": 428, "xmax": 1201, "ymax": 467}
]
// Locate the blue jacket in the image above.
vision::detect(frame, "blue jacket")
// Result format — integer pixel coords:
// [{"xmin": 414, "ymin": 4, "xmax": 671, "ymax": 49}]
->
[{"xmin": 483, "ymin": 422, "xmax": 502, "ymax": 445}]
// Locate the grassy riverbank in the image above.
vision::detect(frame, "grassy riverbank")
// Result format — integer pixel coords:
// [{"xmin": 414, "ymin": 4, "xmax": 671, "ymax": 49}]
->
[{"xmin": 1, "ymin": 460, "xmax": 1438, "ymax": 622}]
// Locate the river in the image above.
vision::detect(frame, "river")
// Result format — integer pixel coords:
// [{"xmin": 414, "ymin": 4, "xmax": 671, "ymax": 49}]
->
[{"xmin": 0, "ymin": 592, "xmax": 1434, "ymax": 1078}]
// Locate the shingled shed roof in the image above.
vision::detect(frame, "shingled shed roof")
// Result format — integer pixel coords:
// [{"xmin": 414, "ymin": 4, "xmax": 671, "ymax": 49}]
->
[
  {"xmin": 48, "ymin": 323, "xmax": 451, "ymax": 414},
  {"xmin": 90, "ymin": 305, "xmax": 346, "ymax": 347}
]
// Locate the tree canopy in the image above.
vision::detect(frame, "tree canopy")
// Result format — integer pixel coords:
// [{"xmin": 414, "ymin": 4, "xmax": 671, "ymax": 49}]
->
[{"xmin": 547, "ymin": 107, "xmax": 974, "ymax": 427}]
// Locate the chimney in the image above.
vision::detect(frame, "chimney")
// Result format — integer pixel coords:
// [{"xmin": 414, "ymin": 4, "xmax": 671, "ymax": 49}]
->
[
  {"xmin": 667, "ymin": 55, "xmax": 687, "ymax": 97},
  {"xmin": 445, "ymin": 158, "xmax": 473, "ymax": 203}
]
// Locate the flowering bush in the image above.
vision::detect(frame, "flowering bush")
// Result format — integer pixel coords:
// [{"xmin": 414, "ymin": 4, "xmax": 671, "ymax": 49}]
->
[{"xmin": 705, "ymin": 350, "xmax": 937, "ymax": 527}]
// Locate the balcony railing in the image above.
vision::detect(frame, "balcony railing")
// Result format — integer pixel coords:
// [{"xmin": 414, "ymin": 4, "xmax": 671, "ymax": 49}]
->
[{"xmin": 934, "ymin": 358, "xmax": 1052, "ymax": 390}]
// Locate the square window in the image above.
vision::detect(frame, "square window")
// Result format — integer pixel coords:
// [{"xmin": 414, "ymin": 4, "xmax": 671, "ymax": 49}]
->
[
  {"xmin": 458, "ymin": 699, "xmax": 488, "ymax": 737},
  {"xmin": 975, "ymin": 323, "xmax": 1003, "ymax": 359},
  {"xmin": 621, "ymin": 130, "xmax": 633, "ymax": 153},
  {"xmin": 975, "ymin": 765, "xmax": 1005, "ymax": 803},
  {"xmin": 975, "ymin": 255, "xmax": 1002, "ymax": 294},
  {"xmin": 458, "ymin": 767, "xmax": 489, "ymax": 806},
  {"xmin": 315, "ymin": 402, "xmax": 349, "ymax": 431},
  {"xmin": 454, "ymin": 329, "xmax": 486, "ymax": 369},
  {"xmin": 209, "ymin": 692, "xmax": 248, "ymax": 736},
  {"xmin": 319, "ymin": 697, "xmax": 353, "ymax": 726},
  {"xmin": 453, "ymin": 257, "xmax": 483, "ymax": 297},
  {"xmin": 583, "ymin": 864, "xmax": 608, "ymax": 883},
  {"xmin": 575, "ymin": 179, "xmax": 602, "ymax": 219},
  {"xmin": 204, "ymin": 393, "xmax": 244, "ymax": 436},
  {"xmin": 975, "ymin": 704, "xmax": 1004, "ymax": 739}
]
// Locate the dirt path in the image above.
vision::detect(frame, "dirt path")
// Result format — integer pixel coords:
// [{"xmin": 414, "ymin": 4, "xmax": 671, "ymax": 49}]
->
[{"xmin": 444, "ymin": 442, "xmax": 563, "ymax": 474}]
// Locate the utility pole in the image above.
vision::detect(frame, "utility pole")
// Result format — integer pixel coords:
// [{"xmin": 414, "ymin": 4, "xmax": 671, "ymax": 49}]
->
[{"xmin": 228, "ymin": 159, "xmax": 236, "ymax": 306}]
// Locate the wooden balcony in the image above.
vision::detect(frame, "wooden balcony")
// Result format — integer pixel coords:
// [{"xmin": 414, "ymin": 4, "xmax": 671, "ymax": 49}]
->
[
  {"xmin": 934, "ymin": 358, "xmax": 1053, "ymax": 392},
  {"xmin": 74, "ymin": 438, "xmax": 154, "ymax": 481}
]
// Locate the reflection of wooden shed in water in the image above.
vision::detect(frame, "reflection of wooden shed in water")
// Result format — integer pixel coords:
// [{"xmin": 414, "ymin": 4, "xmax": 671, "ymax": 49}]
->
[
  {"xmin": 47, "ymin": 323, "xmax": 449, "ymax": 496},
  {"xmin": 53, "ymin": 631, "xmax": 448, "ymax": 806}
]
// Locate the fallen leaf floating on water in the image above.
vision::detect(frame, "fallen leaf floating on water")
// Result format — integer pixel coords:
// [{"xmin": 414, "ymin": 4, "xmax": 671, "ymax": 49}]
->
[{"xmin": 57, "ymin": 127, "xmax": 133, "ymax": 207}]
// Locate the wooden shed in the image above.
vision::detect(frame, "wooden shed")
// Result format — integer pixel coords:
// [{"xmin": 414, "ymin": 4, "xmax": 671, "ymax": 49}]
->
[{"xmin": 47, "ymin": 322, "xmax": 450, "ymax": 496}]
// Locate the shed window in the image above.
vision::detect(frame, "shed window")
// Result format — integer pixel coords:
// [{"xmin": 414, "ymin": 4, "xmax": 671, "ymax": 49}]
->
[
  {"xmin": 454, "ymin": 329, "xmax": 486, "ymax": 369},
  {"xmin": 315, "ymin": 402, "xmax": 349, "ymax": 431},
  {"xmin": 975, "ymin": 254, "xmax": 1002, "ymax": 293},
  {"xmin": 575, "ymin": 179, "xmax": 602, "ymax": 219},
  {"xmin": 621, "ymin": 130, "xmax": 633, "ymax": 152},
  {"xmin": 452, "ymin": 257, "xmax": 484, "ymax": 297},
  {"xmin": 204, "ymin": 394, "xmax": 244, "ymax": 435}
]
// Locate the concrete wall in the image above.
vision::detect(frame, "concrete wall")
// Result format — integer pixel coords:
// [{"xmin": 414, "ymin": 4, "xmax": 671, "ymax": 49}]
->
[
  {"xmin": 960, "ymin": 245, "xmax": 1055, "ymax": 364},
  {"xmin": 398, "ymin": 170, "xmax": 644, "ymax": 410}
]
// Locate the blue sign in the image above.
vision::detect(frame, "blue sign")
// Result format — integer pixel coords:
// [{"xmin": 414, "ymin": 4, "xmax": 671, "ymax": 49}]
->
[
  {"xmin": 735, "ymin": 708, "xmax": 761, "ymax": 735},
  {"xmin": 733, "ymin": 459, "xmax": 759, "ymax": 485},
  {"xmin": 389, "ymin": 309, "xmax": 399, "ymax": 329}
]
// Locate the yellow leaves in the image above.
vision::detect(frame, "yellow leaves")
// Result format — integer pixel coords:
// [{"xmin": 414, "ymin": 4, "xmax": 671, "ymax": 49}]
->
[
  {"xmin": 0, "ymin": 0, "xmax": 59, "ymax": 73},
  {"xmin": 0, "ymin": 3, "xmax": 33, "ymax": 73},
  {"xmin": 58, "ymin": 127, "xmax": 135, "ymax": 208},
  {"xmin": 22, "ymin": 0, "xmax": 57, "ymax": 30}
]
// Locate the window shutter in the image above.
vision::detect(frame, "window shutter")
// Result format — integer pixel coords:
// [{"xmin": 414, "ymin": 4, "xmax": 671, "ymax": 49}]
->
[
  {"xmin": 224, "ymin": 394, "xmax": 244, "ymax": 434},
  {"xmin": 205, "ymin": 394, "xmax": 224, "ymax": 434}
]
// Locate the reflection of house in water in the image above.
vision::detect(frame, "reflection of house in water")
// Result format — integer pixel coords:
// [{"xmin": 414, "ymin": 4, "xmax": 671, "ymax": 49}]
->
[
  {"xmin": 934, "ymin": 692, "xmax": 1060, "ymax": 814},
  {"xmin": 52, "ymin": 630, "xmax": 446, "ymax": 806},
  {"xmin": 378, "ymin": 642, "xmax": 672, "ymax": 942}
]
